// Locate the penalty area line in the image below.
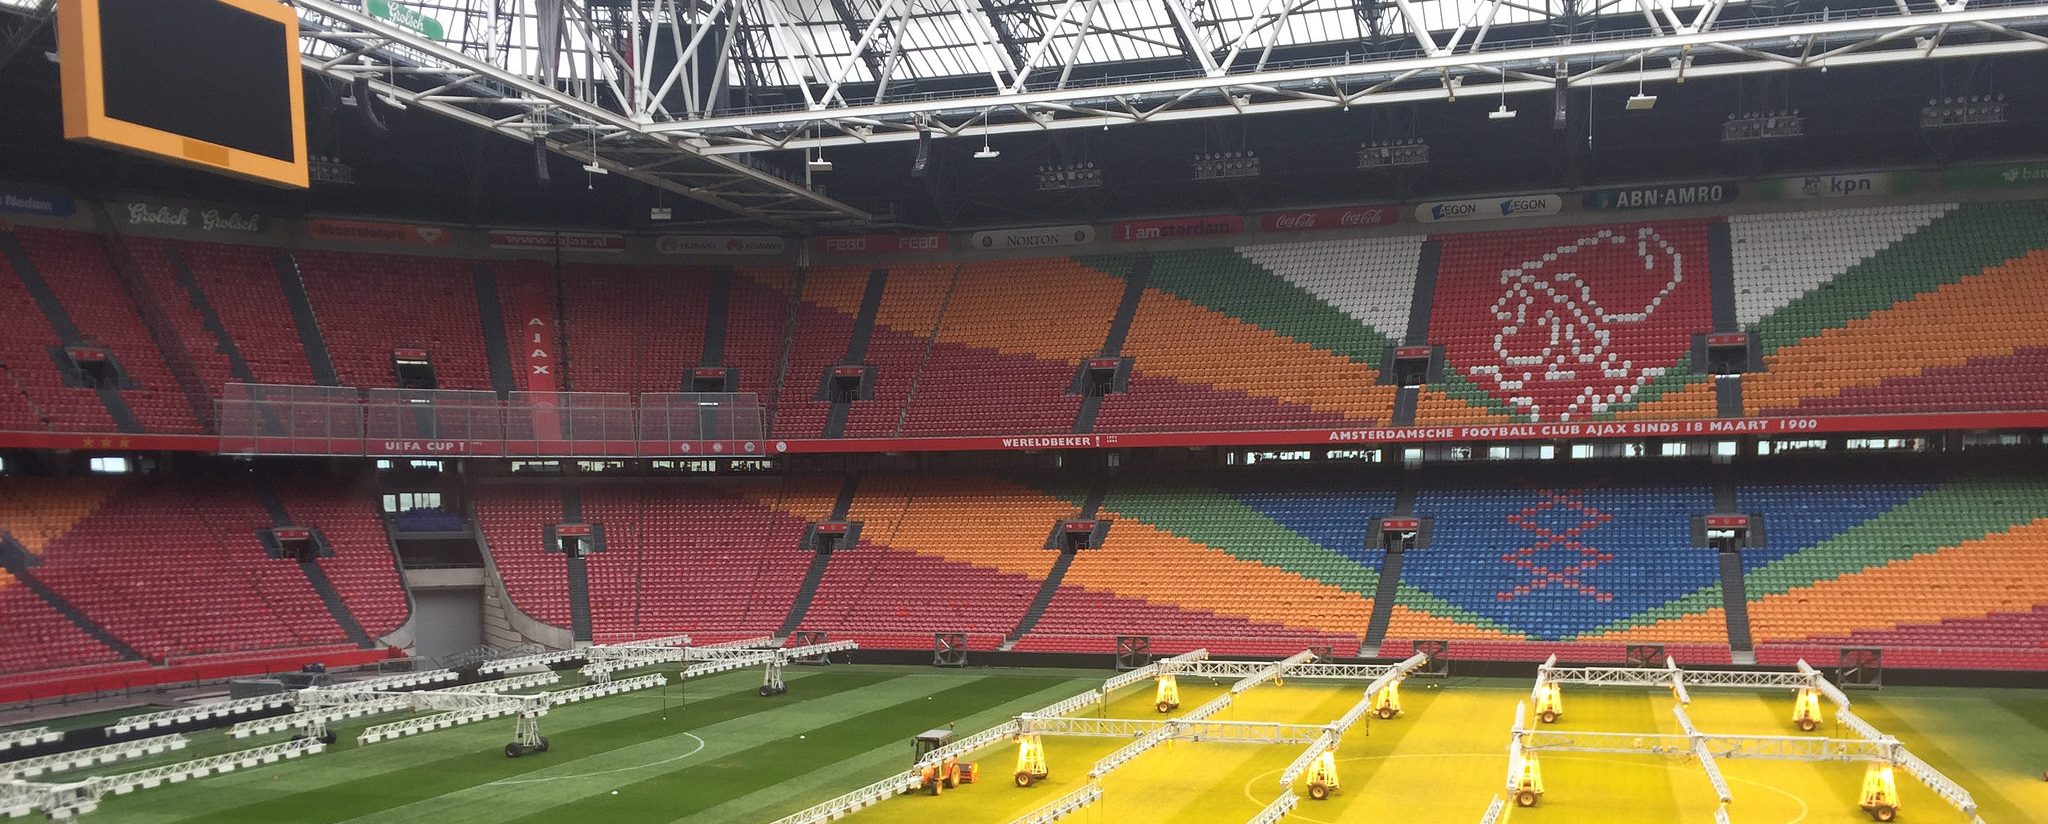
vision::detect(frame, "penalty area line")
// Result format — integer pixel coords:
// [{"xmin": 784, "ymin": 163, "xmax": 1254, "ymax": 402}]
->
[{"xmin": 486, "ymin": 733, "xmax": 708, "ymax": 786}]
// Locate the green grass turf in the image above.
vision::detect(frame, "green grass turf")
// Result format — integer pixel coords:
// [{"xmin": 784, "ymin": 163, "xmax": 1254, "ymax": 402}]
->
[{"xmin": 33, "ymin": 667, "xmax": 2048, "ymax": 824}]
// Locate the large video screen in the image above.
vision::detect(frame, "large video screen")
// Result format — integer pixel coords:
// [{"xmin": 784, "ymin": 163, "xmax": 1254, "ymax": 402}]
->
[{"xmin": 61, "ymin": 0, "xmax": 308, "ymax": 187}]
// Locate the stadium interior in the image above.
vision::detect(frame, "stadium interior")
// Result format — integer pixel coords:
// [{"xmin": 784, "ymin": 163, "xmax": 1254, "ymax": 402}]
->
[{"xmin": 0, "ymin": 0, "xmax": 2046, "ymax": 821}]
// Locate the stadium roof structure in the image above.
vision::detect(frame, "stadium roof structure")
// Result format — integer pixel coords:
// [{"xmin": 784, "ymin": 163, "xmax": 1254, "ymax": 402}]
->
[{"xmin": 5, "ymin": 0, "xmax": 2048, "ymax": 227}]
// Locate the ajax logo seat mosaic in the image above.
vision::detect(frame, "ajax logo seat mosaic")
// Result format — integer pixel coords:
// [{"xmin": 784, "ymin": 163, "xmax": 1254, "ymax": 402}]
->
[{"xmin": 1458, "ymin": 226, "xmax": 1697, "ymax": 421}]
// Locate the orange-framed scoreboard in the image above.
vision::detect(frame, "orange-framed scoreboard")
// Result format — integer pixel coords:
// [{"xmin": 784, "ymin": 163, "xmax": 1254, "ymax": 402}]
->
[{"xmin": 59, "ymin": 0, "xmax": 309, "ymax": 188}]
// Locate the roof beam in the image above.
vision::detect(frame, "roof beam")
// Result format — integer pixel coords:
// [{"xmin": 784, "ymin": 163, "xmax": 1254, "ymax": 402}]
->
[{"xmin": 654, "ymin": 4, "xmax": 2048, "ymax": 153}]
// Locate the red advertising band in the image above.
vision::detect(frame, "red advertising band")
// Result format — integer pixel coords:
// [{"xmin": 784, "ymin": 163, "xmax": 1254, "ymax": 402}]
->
[
  {"xmin": 1380, "ymin": 517, "xmax": 1423, "ymax": 531},
  {"xmin": 14, "ymin": 410, "xmax": 2048, "ymax": 457}
]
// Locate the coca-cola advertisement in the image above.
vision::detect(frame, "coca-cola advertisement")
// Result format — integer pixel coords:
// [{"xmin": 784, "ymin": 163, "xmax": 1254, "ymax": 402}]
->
[{"xmin": 1259, "ymin": 205, "xmax": 1400, "ymax": 233}]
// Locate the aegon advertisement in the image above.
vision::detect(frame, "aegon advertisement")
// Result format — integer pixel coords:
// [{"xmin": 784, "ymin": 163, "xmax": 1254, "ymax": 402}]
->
[
  {"xmin": 655, "ymin": 235, "xmax": 787, "ymax": 256},
  {"xmin": 0, "ymin": 187, "xmax": 76, "ymax": 218},
  {"xmin": 486, "ymin": 230, "xmax": 627, "ymax": 253},
  {"xmin": 1759, "ymin": 172, "xmax": 1915, "ymax": 201},
  {"xmin": 1259, "ymin": 205, "xmax": 1399, "ymax": 232},
  {"xmin": 1110, "ymin": 216, "xmax": 1243, "ymax": 242},
  {"xmin": 115, "ymin": 198, "xmax": 266, "ymax": 234},
  {"xmin": 1581, "ymin": 182, "xmax": 1739, "ymax": 211},
  {"xmin": 971, "ymin": 224, "xmax": 1095, "ymax": 251},
  {"xmin": 306, "ymin": 217, "xmax": 454, "ymax": 247},
  {"xmin": 1414, "ymin": 194, "xmax": 1562, "ymax": 224},
  {"xmin": 811, "ymin": 233, "xmax": 949, "ymax": 255}
]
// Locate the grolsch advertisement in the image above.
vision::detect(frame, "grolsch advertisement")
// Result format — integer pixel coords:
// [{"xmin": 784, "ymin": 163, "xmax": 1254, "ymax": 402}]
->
[{"xmin": 115, "ymin": 197, "xmax": 266, "ymax": 234}]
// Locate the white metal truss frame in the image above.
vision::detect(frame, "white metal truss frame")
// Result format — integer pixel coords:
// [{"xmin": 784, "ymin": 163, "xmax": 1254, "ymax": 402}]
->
[
  {"xmin": 648, "ymin": 1, "xmax": 2048, "ymax": 154},
  {"xmin": 1048, "ymin": 716, "xmax": 1331, "ymax": 743},
  {"xmin": 1103, "ymin": 648, "xmax": 1210, "ymax": 693},
  {"xmin": 290, "ymin": 0, "xmax": 869, "ymax": 228},
  {"xmin": 1012, "ymin": 782, "xmax": 1104, "ymax": 824},
  {"xmin": 320, "ymin": 668, "xmax": 462, "ymax": 692},
  {"xmin": 106, "ymin": 696, "xmax": 295, "ymax": 735},
  {"xmin": 0, "ymin": 728, "xmax": 61, "ymax": 753},
  {"xmin": 4, "ymin": 738, "xmax": 328, "ymax": 819},
  {"xmin": 1249, "ymin": 789, "xmax": 1299, "ymax": 824},
  {"xmin": 477, "ymin": 648, "xmax": 588, "ymax": 674},
  {"xmin": 0, "ymin": 734, "xmax": 187, "ymax": 781},
  {"xmin": 273, "ymin": 0, "xmax": 2048, "ymax": 207},
  {"xmin": 1518, "ymin": 657, "xmax": 1985, "ymax": 823}
]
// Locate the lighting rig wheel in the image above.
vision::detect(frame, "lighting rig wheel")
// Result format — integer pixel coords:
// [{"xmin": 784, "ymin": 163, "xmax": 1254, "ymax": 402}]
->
[
  {"xmin": 1378, "ymin": 707, "xmax": 1396, "ymax": 720},
  {"xmin": 1539, "ymin": 711, "xmax": 1559, "ymax": 724},
  {"xmin": 1868, "ymin": 804, "xmax": 1897, "ymax": 822},
  {"xmin": 318, "ymin": 731, "xmax": 337, "ymax": 745},
  {"xmin": 1156, "ymin": 701, "xmax": 1174, "ymax": 713},
  {"xmin": 1015, "ymin": 772, "xmax": 1035, "ymax": 788},
  {"xmin": 536, "ymin": 736, "xmax": 549, "ymax": 753},
  {"xmin": 505, "ymin": 743, "xmax": 524, "ymax": 759},
  {"xmin": 1516, "ymin": 790, "xmax": 1540, "ymax": 808},
  {"xmin": 1798, "ymin": 719, "xmax": 1819, "ymax": 732},
  {"xmin": 760, "ymin": 686, "xmax": 775, "ymax": 697},
  {"xmin": 1308, "ymin": 783, "xmax": 1330, "ymax": 801}
]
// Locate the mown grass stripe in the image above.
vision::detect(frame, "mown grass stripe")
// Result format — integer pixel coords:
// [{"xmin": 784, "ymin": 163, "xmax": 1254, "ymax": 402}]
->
[
  {"xmin": 682, "ymin": 676, "xmax": 1101, "ymax": 824},
  {"xmin": 502, "ymin": 673, "xmax": 1072, "ymax": 824},
  {"xmin": 143, "ymin": 671, "xmax": 902, "ymax": 824}
]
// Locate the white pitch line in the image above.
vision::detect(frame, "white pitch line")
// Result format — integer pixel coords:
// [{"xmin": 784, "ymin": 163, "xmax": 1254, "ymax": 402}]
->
[{"xmin": 486, "ymin": 733, "xmax": 707, "ymax": 786}]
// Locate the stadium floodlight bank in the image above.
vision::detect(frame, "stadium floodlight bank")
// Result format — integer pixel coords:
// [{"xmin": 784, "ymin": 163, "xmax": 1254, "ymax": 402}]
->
[
  {"xmin": 1248, "ymin": 790, "xmax": 1300, "ymax": 824},
  {"xmin": 107, "ymin": 695, "xmax": 295, "ymax": 734},
  {"xmin": 0, "ymin": 728, "xmax": 63, "ymax": 752},
  {"xmin": 0, "ymin": 734, "xmax": 187, "ymax": 781},
  {"xmin": 476, "ymin": 648, "xmax": 587, "ymax": 674},
  {"xmin": 10, "ymin": 737, "xmax": 328, "ymax": 819},
  {"xmin": 1011, "ymin": 782, "xmax": 1104, "ymax": 824},
  {"xmin": 1508, "ymin": 657, "xmax": 1984, "ymax": 822}
]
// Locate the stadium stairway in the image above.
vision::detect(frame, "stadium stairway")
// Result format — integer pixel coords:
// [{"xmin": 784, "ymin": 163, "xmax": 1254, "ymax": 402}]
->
[
  {"xmin": 254, "ymin": 485, "xmax": 372, "ymax": 648},
  {"xmin": 470, "ymin": 262, "xmax": 518, "ymax": 396},
  {"xmin": 94, "ymin": 224, "xmax": 216, "ymax": 431},
  {"xmin": 135, "ymin": 239, "xmax": 262, "ymax": 389},
  {"xmin": 0, "ymin": 536, "xmax": 144, "ymax": 664},
  {"xmin": 0, "ymin": 228, "xmax": 142, "ymax": 432},
  {"xmin": 1361, "ymin": 483, "xmax": 1417, "ymax": 648},
  {"xmin": 1003, "ymin": 480, "xmax": 1107, "ymax": 648},
  {"xmin": 270, "ymin": 250, "xmax": 341, "ymax": 386},
  {"xmin": 1073, "ymin": 256, "xmax": 1150, "ymax": 434},
  {"xmin": 561, "ymin": 487, "xmax": 593, "ymax": 643},
  {"xmin": 779, "ymin": 475, "xmax": 858, "ymax": 636}
]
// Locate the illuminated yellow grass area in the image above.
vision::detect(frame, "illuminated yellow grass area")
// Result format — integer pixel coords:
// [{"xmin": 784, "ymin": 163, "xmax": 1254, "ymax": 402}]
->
[
  {"xmin": 1503, "ymin": 688, "xmax": 1990, "ymax": 824},
  {"xmin": 844, "ymin": 675, "xmax": 1238, "ymax": 824},
  {"xmin": 846, "ymin": 677, "xmax": 2048, "ymax": 824},
  {"xmin": 1092, "ymin": 683, "xmax": 1362, "ymax": 823}
]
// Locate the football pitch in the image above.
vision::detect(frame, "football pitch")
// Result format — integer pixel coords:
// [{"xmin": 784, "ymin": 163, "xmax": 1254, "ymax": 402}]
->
[{"xmin": 34, "ymin": 664, "xmax": 2048, "ymax": 823}]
